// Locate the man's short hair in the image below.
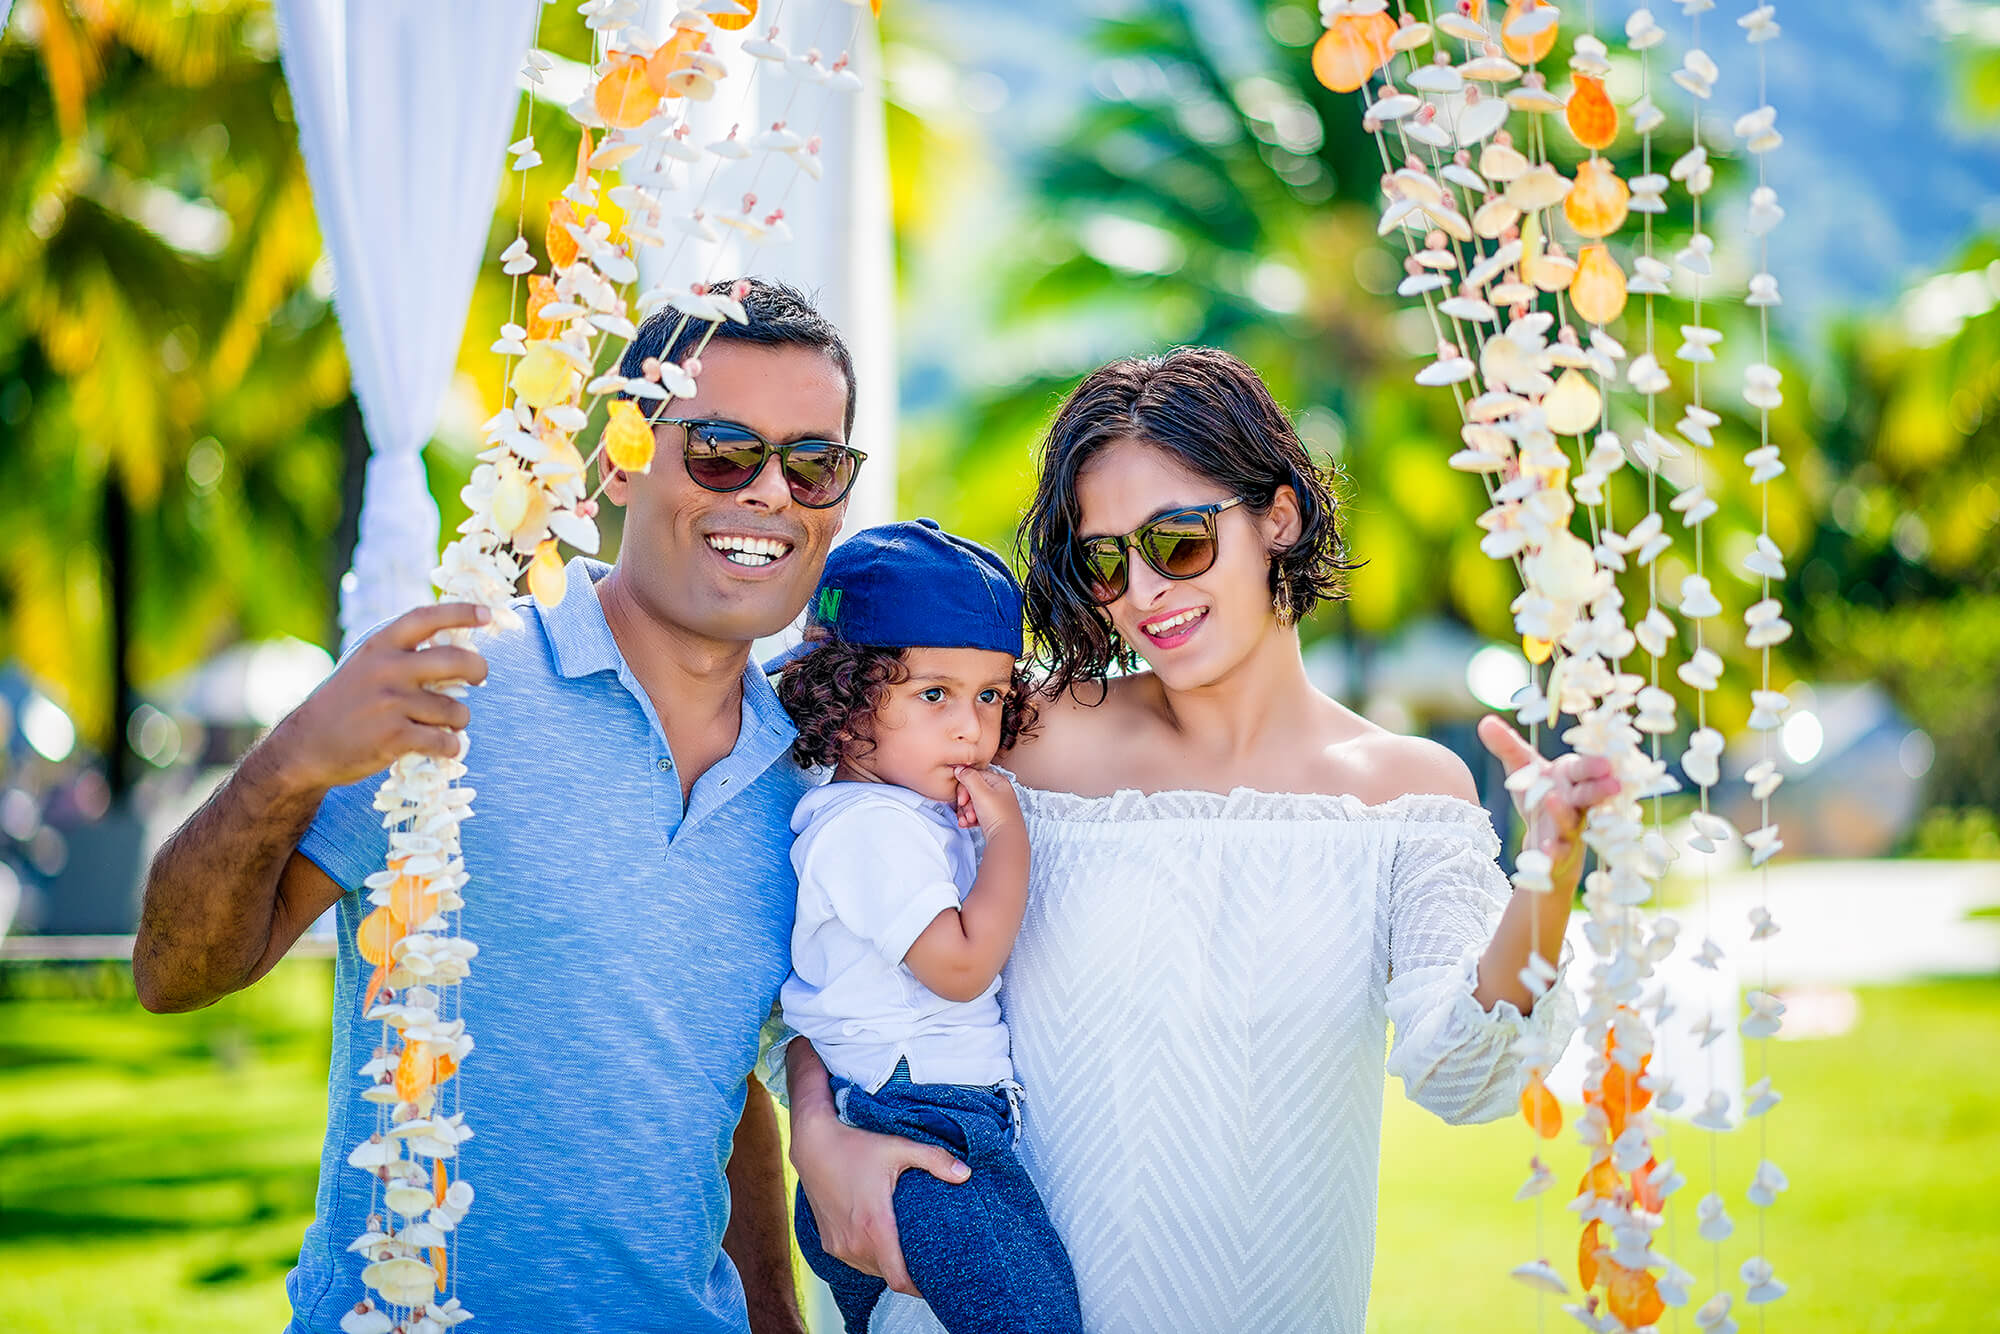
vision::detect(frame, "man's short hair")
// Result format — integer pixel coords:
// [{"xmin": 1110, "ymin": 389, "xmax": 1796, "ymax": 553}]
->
[{"xmin": 619, "ymin": 277, "xmax": 857, "ymax": 438}]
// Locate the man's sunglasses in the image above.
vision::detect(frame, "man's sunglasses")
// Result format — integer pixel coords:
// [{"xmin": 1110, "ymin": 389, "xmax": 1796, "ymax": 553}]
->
[
  {"xmin": 1078, "ymin": 497, "xmax": 1246, "ymax": 605},
  {"xmin": 656, "ymin": 416, "xmax": 866, "ymax": 509}
]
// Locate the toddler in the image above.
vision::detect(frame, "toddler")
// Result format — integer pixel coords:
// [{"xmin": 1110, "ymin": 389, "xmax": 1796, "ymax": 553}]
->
[{"xmin": 774, "ymin": 518, "xmax": 1082, "ymax": 1334}]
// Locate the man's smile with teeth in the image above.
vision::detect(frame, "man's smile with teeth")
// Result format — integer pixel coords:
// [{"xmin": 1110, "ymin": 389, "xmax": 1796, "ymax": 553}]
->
[
  {"xmin": 706, "ymin": 534, "xmax": 794, "ymax": 567},
  {"xmin": 1143, "ymin": 607, "xmax": 1207, "ymax": 635}
]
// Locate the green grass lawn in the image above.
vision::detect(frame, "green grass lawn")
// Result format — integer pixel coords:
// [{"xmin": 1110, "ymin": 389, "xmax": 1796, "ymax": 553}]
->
[{"xmin": 3, "ymin": 961, "xmax": 1996, "ymax": 1332}]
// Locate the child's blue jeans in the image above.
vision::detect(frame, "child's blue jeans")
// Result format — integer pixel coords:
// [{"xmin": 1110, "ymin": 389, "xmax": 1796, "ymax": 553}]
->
[{"xmin": 795, "ymin": 1061, "xmax": 1084, "ymax": 1334}]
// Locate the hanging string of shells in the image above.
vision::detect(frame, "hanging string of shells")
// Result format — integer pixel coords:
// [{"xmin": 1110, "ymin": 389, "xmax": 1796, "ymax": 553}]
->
[
  {"xmin": 1310, "ymin": 0, "xmax": 1788, "ymax": 1329},
  {"xmin": 338, "ymin": 3, "xmax": 876, "ymax": 1331}
]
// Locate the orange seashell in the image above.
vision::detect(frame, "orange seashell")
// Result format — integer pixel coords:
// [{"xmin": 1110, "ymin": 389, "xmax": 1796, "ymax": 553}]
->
[
  {"xmin": 395, "ymin": 1043, "xmax": 433, "ymax": 1101},
  {"xmin": 1312, "ymin": 12, "xmax": 1396, "ymax": 94},
  {"xmin": 392, "ymin": 881, "xmax": 440, "ymax": 932},
  {"xmin": 1501, "ymin": 0, "xmax": 1558, "ymax": 64},
  {"xmin": 547, "ymin": 199, "xmax": 580, "ymax": 270},
  {"xmin": 646, "ymin": 30, "xmax": 701, "ymax": 94},
  {"xmin": 1569, "ymin": 243, "xmax": 1628, "ymax": 326},
  {"xmin": 1578, "ymin": 1219, "xmax": 1603, "ymax": 1290},
  {"xmin": 1564, "ymin": 158, "xmax": 1629, "ymax": 237},
  {"xmin": 1633, "ymin": 1156, "xmax": 1665, "ymax": 1213},
  {"xmin": 357, "ymin": 907, "xmax": 399, "ymax": 967},
  {"xmin": 594, "ymin": 52, "xmax": 657, "ymax": 129},
  {"xmin": 1606, "ymin": 1262, "xmax": 1665, "ymax": 1328},
  {"xmin": 709, "ymin": 0, "xmax": 757, "ymax": 31},
  {"xmin": 1520, "ymin": 1073, "xmax": 1563, "ymax": 1139},
  {"xmin": 525, "ymin": 275, "xmax": 559, "ymax": 341},
  {"xmin": 432, "ymin": 1245, "xmax": 449, "ymax": 1293},
  {"xmin": 433, "ymin": 1160, "xmax": 449, "ymax": 1207},
  {"xmin": 1576, "ymin": 1157, "xmax": 1622, "ymax": 1200},
  {"xmin": 359, "ymin": 962, "xmax": 389, "ymax": 1017},
  {"xmin": 1566, "ymin": 75, "xmax": 1618, "ymax": 149}
]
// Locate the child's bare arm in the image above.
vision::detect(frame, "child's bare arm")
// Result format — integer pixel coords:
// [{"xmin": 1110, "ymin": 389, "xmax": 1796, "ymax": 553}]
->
[{"xmin": 901, "ymin": 766, "xmax": 1028, "ymax": 1003}]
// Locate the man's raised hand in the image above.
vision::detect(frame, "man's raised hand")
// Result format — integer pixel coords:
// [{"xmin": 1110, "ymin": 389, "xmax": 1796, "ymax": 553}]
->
[{"xmin": 271, "ymin": 602, "xmax": 492, "ymax": 791}]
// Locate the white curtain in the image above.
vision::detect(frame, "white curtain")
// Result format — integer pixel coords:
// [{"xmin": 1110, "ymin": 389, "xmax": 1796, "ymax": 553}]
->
[{"xmin": 276, "ymin": 0, "xmax": 541, "ymax": 650}]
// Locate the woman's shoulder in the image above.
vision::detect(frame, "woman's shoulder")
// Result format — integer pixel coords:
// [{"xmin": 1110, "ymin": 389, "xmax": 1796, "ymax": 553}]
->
[
  {"xmin": 1319, "ymin": 725, "xmax": 1480, "ymax": 807},
  {"xmin": 1004, "ymin": 674, "xmax": 1162, "ymax": 791}
]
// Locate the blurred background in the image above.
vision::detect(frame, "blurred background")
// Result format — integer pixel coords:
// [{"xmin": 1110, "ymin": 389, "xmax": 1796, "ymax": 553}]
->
[{"xmin": 1, "ymin": 1, "xmax": 1997, "ymax": 1331}]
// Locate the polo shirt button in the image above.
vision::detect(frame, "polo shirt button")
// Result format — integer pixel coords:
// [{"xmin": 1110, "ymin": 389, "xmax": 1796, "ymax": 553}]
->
[{"xmin": 657, "ymin": 757, "xmax": 673, "ymax": 772}]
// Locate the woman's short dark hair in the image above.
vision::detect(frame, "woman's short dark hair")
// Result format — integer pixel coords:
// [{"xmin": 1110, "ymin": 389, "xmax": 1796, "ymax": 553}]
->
[
  {"xmin": 776, "ymin": 639, "xmax": 1040, "ymax": 770},
  {"xmin": 1019, "ymin": 346, "xmax": 1355, "ymax": 701}
]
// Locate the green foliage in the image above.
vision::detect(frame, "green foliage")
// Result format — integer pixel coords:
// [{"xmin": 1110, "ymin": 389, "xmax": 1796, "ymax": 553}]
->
[
  {"xmin": 0, "ymin": 3, "xmax": 350, "ymax": 746},
  {"xmin": 1792, "ymin": 239, "xmax": 2000, "ymax": 814}
]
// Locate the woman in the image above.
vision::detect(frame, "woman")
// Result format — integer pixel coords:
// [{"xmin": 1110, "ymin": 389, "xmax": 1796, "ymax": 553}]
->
[{"xmin": 783, "ymin": 347, "xmax": 1616, "ymax": 1333}]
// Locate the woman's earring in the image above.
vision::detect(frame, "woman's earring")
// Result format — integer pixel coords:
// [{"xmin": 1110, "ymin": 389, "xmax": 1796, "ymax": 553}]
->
[{"xmin": 1274, "ymin": 584, "xmax": 1297, "ymax": 628}]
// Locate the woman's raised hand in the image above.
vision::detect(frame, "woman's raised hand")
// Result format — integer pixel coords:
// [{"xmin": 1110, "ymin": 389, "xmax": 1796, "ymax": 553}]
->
[{"xmin": 1476, "ymin": 714, "xmax": 1621, "ymax": 892}]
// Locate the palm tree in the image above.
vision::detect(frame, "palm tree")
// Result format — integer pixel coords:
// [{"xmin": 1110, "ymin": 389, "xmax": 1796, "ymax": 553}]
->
[{"xmin": 0, "ymin": 0, "xmax": 349, "ymax": 784}]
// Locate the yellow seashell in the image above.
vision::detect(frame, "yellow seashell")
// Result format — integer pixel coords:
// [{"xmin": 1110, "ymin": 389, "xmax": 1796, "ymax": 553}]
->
[
  {"xmin": 490, "ymin": 466, "xmax": 532, "ymax": 535},
  {"xmin": 1569, "ymin": 243, "xmax": 1629, "ymax": 326},
  {"xmin": 602, "ymin": 399, "xmax": 657, "ymax": 474},
  {"xmin": 1544, "ymin": 369, "xmax": 1604, "ymax": 435},
  {"xmin": 1564, "ymin": 158, "xmax": 1630, "ymax": 238},
  {"xmin": 510, "ymin": 341, "xmax": 576, "ymax": 410},
  {"xmin": 1518, "ymin": 210, "xmax": 1544, "ymax": 286},
  {"xmin": 1523, "ymin": 634, "xmax": 1553, "ymax": 665},
  {"xmin": 527, "ymin": 539, "xmax": 568, "ymax": 607}
]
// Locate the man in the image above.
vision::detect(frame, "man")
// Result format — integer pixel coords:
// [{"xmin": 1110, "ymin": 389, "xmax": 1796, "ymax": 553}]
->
[{"xmin": 133, "ymin": 280, "xmax": 958, "ymax": 1332}]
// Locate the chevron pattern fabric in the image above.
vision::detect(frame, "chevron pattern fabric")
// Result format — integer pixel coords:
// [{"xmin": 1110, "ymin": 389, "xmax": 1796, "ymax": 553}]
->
[{"xmin": 872, "ymin": 787, "xmax": 1577, "ymax": 1334}]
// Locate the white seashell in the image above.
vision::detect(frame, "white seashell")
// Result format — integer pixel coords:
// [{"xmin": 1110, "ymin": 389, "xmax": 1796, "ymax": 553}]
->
[
  {"xmin": 361, "ymin": 1256, "xmax": 439, "ymax": 1309},
  {"xmin": 1744, "ymin": 1078, "xmax": 1783, "ymax": 1121},
  {"xmin": 1453, "ymin": 95, "xmax": 1512, "ymax": 146},
  {"xmin": 1365, "ymin": 92, "xmax": 1422, "ymax": 122},
  {"xmin": 1746, "ymin": 758, "xmax": 1784, "ymax": 801},
  {"xmin": 1503, "ymin": 163, "xmax": 1571, "ymax": 211},
  {"xmin": 1505, "ymin": 84, "xmax": 1565, "ymax": 114},
  {"xmin": 1744, "ymin": 361, "xmax": 1785, "ymax": 410},
  {"xmin": 342, "ymin": 1305, "xmax": 396, "ymax": 1334},
  {"xmin": 1407, "ymin": 62, "xmax": 1463, "ymax": 95},
  {"xmin": 1396, "ymin": 271, "xmax": 1450, "ymax": 296},
  {"xmin": 1404, "ymin": 117, "xmax": 1454, "ymax": 149},
  {"xmin": 1631, "ymin": 95, "xmax": 1666, "ymax": 135},
  {"xmin": 385, "ymin": 1183, "xmax": 436, "ymax": 1217},
  {"xmin": 743, "ymin": 36, "xmax": 789, "ymax": 60},
  {"xmin": 1510, "ymin": 1260, "xmax": 1569, "ymax": 1295},
  {"xmin": 1677, "ymin": 232, "xmax": 1715, "ymax": 276},
  {"xmin": 1458, "ymin": 54, "xmax": 1521, "ymax": 83},
  {"xmin": 1745, "ymin": 444, "xmax": 1786, "ymax": 483},
  {"xmin": 1514, "ymin": 1158, "xmax": 1556, "ymax": 1200},
  {"xmin": 1388, "ymin": 21, "xmax": 1433, "ymax": 53},
  {"xmin": 1434, "ymin": 12, "xmax": 1489, "ymax": 42},
  {"xmin": 1696, "ymin": 1293, "xmax": 1734, "ymax": 1329},
  {"xmin": 1438, "ymin": 295, "xmax": 1498, "ymax": 323},
  {"xmin": 1678, "ymin": 647, "xmax": 1724, "ymax": 694},
  {"xmin": 1673, "ymin": 48, "xmax": 1719, "ymax": 99},
  {"xmin": 1416, "ymin": 354, "xmax": 1477, "ymax": 387},
  {"xmin": 1439, "ymin": 162, "xmax": 1486, "ymax": 194},
  {"xmin": 1741, "ymin": 1257, "xmax": 1786, "ymax": 1304},
  {"xmin": 1626, "ymin": 353, "xmax": 1670, "ymax": 396},
  {"xmin": 1740, "ymin": 3, "xmax": 1781, "ymax": 40}
]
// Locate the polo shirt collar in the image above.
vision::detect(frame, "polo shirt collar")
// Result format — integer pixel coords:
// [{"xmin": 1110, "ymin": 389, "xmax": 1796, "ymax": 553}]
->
[
  {"xmin": 541, "ymin": 553, "xmax": 797, "ymax": 743},
  {"xmin": 543, "ymin": 557, "xmax": 622, "ymax": 680}
]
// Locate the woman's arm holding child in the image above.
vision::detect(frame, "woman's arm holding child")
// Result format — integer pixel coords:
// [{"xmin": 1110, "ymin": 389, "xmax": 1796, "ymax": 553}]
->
[{"xmin": 901, "ymin": 765, "xmax": 1029, "ymax": 1004}]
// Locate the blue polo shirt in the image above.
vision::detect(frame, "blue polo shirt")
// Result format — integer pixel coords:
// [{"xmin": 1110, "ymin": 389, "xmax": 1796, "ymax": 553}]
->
[{"xmin": 286, "ymin": 557, "xmax": 816, "ymax": 1334}]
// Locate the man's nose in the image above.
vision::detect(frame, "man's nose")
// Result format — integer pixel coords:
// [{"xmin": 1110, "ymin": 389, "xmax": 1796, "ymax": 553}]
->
[{"xmin": 736, "ymin": 452, "xmax": 794, "ymax": 511}]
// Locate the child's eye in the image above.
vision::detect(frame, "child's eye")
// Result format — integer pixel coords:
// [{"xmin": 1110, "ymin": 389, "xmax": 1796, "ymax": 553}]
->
[
  {"xmin": 978, "ymin": 689, "xmax": 1002, "ymax": 704},
  {"xmin": 920, "ymin": 687, "xmax": 946, "ymax": 703}
]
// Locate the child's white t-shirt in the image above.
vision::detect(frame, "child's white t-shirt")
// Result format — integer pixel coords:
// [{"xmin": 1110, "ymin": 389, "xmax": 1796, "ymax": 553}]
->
[{"xmin": 779, "ymin": 781, "xmax": 1014, "ymax": 1093}]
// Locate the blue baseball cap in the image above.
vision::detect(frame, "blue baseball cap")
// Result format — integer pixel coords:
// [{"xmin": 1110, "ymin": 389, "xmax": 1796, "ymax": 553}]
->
[{"xmin": 783, "ymin": 518, "xmax": 1024, "ymax": 663}]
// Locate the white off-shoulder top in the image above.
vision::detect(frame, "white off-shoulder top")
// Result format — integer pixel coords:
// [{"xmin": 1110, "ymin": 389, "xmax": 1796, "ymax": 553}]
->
[{"xmin": 869, "ymin": 785, "xmax": 1578, "ymax": 1334}]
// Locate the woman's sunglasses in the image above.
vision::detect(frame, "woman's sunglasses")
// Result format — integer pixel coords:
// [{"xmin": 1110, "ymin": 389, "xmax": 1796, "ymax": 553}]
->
[
  {"xmin": 656, "ymin": 416, "xmax": 867, "ymax": 509},
  {"xmin": 1078, "ymin": 497, "xmax": 1245, "ymax": 605}
]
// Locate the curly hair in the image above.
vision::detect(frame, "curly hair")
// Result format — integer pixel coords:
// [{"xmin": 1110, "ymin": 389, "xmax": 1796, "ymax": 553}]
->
[
  {"xmin": 776, "ymin": 639, "xmax": 1041, "ymax": 771},
  {"xmin": 1018, "ymin": 346, "xmax": 1358, "ymax": 702}
]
